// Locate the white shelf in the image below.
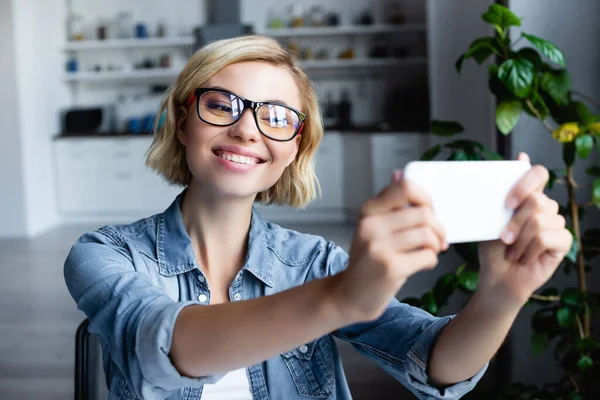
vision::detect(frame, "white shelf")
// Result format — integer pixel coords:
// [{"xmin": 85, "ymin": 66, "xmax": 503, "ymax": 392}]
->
[
  {"xmin": 63, "ymin": 36, "xmax": 195, "ymax": 51},
  {"xmin": 263, "ymin": 23, "xmax": 426, "ymax": 38},
  {"xmin": 64, "ymin": 68, "xmax": 181, "ymax": 82},
  {"xmin": 302, "ymin": 57, "xmax": 427, "ymax": 70}
]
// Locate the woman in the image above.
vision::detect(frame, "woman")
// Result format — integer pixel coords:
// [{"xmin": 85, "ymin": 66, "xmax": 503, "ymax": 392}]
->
[{"xmin": 64, "ymin": 35, "xmax": 572, "ymax": 400}]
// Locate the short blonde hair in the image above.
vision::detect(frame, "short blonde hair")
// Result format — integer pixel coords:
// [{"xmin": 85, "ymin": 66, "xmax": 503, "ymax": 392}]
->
[{"xmin": 145, "ymin": 35, "xmax": 323, "ymax": 209}]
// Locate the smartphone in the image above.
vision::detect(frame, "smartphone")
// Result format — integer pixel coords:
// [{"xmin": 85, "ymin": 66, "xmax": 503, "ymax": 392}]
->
[{"xmin": 403, "ymin": 160, "xmax": 531, "ymax": 244}]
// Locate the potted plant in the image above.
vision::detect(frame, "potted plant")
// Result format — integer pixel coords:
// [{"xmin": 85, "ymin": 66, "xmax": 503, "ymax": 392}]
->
[{"xmin": 405, "ymin": 4, "xmax": 599, "ymax": 399}]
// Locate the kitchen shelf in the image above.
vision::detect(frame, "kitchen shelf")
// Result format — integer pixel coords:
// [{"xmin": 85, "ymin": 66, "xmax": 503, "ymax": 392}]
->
[
  {"xmin": 302, "ymin": 57, "xmax": 427, "ymax": 70},
  {"xmin": 263, "ymin": 23, "xmax": 426, "ymax": 38},
  {"xmin": 64, "ymin": 68, "xmax": 181, "ymax": 82},
  {"xmin": 62, "ymin": 36, "xmax": 195, "ymax": 51}
]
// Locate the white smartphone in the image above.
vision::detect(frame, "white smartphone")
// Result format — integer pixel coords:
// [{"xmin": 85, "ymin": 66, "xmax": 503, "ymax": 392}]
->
[{"xmin": 403, "ymin": 160, "xmax": 531, "ymax": 244}]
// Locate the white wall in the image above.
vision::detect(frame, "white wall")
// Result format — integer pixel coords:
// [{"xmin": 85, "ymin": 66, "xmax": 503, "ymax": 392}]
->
[
  {"xmin": 0, "ymin": 0, "xmax": 28, "ymax": 237},
  {"xmin": 11, "ymin": 0, "xmax": 65, "ymax": 236},
  {"xmin": 508, "ymin": 0, "xmax": 600, "ymax": 386},
  {"xmin": 427, "ymin": 0, "xmax": 496, "ymax": 149}
]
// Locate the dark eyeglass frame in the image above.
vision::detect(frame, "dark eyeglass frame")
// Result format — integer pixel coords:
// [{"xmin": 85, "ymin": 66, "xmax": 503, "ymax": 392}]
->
[{"xmin": 186, "ymin": 88, "xmax": 307, "ymax": 142}]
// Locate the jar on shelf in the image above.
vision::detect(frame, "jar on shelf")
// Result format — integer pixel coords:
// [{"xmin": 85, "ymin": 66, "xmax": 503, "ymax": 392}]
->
[
  {"xmin": 116, "ymin": 12, "xmax": 133, "ymax": 39},
  {"xmin": 308, "ymin": 6, "xmax": 326, "ymax": 27},
  {"xmin": 67, "ymin": 14, "xmax": 85, "ymax": 41},
  {"xmin": 289, "ymin": 5, "xmax": 304, "ymax": 28}
]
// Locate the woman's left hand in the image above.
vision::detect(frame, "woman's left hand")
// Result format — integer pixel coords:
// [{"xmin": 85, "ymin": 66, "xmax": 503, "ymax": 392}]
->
[{"xmin": 477, "ymin": 153, "xmax": 573, "ymax": 309}]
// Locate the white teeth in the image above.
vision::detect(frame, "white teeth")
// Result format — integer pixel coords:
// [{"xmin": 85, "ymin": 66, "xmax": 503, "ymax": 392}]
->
[{"xmin": 218, "ymin": 152, "xmax": 258, "ymax": 165}]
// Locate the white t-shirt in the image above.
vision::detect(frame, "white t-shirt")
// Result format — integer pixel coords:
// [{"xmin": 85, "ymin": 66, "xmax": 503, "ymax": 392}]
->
[{"xmin": 201, "ymin": 368, "xmax": 252, "ymax": 399}]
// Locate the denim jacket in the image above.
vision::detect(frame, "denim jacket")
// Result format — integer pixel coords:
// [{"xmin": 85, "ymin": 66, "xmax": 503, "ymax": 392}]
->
[{"xmin": 64, "ymin": 191, "xmax": 487, "ymax": 400}]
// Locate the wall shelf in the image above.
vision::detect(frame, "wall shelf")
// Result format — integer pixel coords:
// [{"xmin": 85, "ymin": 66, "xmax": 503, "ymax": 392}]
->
[
  {"xmin": 62, "ymin": 36, "xmax": 195, "ymax": 51},
  {"xmin": 64, "ymin": 68, "xmax": 181, "ymax": 82},
  {"xmin": 263, "ymin": 23, "xmax": 426, "ymax": 38},
  {"xmin": 302, "ymin": 57, "xmax": 427, "ymax": 70}
]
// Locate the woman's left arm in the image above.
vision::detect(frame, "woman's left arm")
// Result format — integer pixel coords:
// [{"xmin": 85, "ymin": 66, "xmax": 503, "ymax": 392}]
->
[{"xmin": 428, "ymin": 153, "xmax": 573, "ymax": 386}]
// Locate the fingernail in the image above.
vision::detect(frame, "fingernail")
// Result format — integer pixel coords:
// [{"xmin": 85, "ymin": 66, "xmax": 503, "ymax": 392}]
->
[
  {"xmin": 392, "ymin": 169, "xmax": 403, "ymax": 182},
  {"xmin": 501, "ymin": 230, "xmax": 515, "ymax": 245},
  {"xmin": 506, "ymin": 197, "xmax": 518, "ymax": 210}
]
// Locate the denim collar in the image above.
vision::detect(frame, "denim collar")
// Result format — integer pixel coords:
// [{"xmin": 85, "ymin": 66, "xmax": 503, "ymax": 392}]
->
[{"xmin": 156, "ymin": 190, "xmax": 274, "ymax": 287}]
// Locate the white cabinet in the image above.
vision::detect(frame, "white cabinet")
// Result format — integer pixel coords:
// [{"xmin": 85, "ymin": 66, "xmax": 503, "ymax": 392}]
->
[
  {"xmin": 54, "ymin": 137, "xmax": 181, "ymax": 217},
  {"xmin": 370, "ymin": 133, "xmax": 430, "ymax": 195}
]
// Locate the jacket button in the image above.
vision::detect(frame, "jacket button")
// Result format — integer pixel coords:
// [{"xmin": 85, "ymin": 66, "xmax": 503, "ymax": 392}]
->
[
  {"xmin": 299, "ymin": 345, "xmax": 308, "ymax": 354},
  {"xmin": 198, "ymin": 294, "xmax": 208, "ymax": 303}
]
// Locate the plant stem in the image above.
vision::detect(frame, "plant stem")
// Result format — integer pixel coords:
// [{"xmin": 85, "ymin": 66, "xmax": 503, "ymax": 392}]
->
[
  {"xmin": 584, "ymin": 246, "xmax": 600, "ymax": 252},
  {"xmin": 568, "ymin": 373, "xmax": 580, "ymax": 392},
  {"xmin": 566, "ymin": 166, "xmax": 591, "ymax": 337},
  {"xmin": 530, "ymin": 294, "xmax": 560, "ymax": 302},
  {"xmin": 525, "ymin": 99, "xmax": 555, "ymax": 133},
  {"xmin": 572, "ymin": 90, "xmax": 600, "ymax": 111},
  {"xmin": 576, "ymin": 314, "xmax": 585, "ymax": 340}
]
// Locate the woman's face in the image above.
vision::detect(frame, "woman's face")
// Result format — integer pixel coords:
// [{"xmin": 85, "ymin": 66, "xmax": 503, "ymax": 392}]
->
[{"xmin": 178, "ymin": 61, "xmax": 303, "ymax": 200}]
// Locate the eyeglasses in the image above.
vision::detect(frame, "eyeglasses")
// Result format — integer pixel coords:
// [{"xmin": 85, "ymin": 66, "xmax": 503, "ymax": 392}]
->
[{"xmin": 186, "ymin": 88, "xmax": 306, "ymax": 142}]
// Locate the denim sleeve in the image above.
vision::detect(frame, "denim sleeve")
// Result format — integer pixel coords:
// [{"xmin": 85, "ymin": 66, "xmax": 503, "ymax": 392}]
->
[
  {"xmin": 323, "ymin": 241, "xmax": 488, "ymax": 400},
  {"xmin": 63, "ymin": 228, "xmax": 221, "ymax": 399}
]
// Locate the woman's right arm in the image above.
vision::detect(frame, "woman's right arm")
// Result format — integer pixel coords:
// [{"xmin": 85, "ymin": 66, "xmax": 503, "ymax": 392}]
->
[{"xmin": 171, "ymin": 175, "xmax": 446, "ymax": 378}]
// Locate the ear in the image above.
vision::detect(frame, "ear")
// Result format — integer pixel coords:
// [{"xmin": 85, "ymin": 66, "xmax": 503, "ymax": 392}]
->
[{"xmin": 176, "ymin": 107, "xmax": 188, "ymax": 146}]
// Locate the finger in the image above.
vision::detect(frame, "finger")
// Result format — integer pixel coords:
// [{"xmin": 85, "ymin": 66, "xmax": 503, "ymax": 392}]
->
[
  {"xmin": 518, "ymin": 229, "xmax": 572, "ymax": 266},
  {"xmin": 362, "ymin": 207, "xmax": 447, "ymax": 247},
  {"xmin": 517, "ymin": 152, "xmax": 531, "ymax": 163},
  {"xmin": 501, "ymin": 193, "xmax": 559, "ymax": 245},
  {"xmin": 391, "ymin": 226, "xmax": 444, "ymax": 254},
  {"xmin": 506, "ymin": 165, "xmax": 548, "ymax": 210},
  {"xmin": 397, "ymin": 248, "xmax": 439, "ymax": 277},
  {"xmin": 507, "ymin": 214, "xmax": 567, "ymax": 263},
  {"xmin": 361, "ymin": 177, "xmax": 432, "ymax": 217}
]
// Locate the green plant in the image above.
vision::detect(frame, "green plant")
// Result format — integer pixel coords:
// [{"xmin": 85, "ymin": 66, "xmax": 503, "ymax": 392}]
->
[{"xmin": 404, "ymin": 4, "xmax": 600, "ymax": 399}]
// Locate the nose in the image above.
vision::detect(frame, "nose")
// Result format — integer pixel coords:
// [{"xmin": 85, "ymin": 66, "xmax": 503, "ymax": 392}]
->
[{"xmin": 228, "ymin": 108, "xmax": 262, "ymax": 143}]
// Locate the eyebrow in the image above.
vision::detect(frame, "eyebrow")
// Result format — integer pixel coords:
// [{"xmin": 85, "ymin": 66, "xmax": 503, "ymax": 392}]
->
[{"xmin": 209, "ymin": 86, "xmax": 290, "ymax": 106}]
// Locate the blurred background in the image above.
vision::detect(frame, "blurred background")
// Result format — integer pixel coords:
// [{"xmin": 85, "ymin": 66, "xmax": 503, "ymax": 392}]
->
[{"xmin": 0, "ymin": 0, "xmax": 598, "ymax": 399}]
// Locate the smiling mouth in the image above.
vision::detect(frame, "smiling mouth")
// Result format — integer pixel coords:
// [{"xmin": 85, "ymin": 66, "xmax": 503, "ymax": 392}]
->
[{"xmin": 212, "ymin": 150, "xmax": 267, "ymax": 165}]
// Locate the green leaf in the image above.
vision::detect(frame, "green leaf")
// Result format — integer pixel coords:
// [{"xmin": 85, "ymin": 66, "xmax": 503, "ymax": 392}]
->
[
  {"xmin": 433, "ymin": 274, "xmax": 458, "ymax": 307},
  {"xmin": 561, "ymin": 288, "xmax": 583, "ymax": 307},
  {"xmin": 517, "ymin": 48, "xmax": 543, "ymax": 69},
  {"xmin": 565, "ymin": 229, "xmax": 579, "ymax": 263},
  {"xmin": 431, "ymin": 120, "xmax": 464, "ymax": 136},
  {"xmin": 401, "ymin": 297, "xmax": 422, "ymax": 307},
  {"xmin": 577, "ymin": 355, "xmax": 593, "ymax": 371},
  {"xmin": 421, "ymin": 291, "xmax": 439, "ymax": 315},
  {"xmin": 498, "ymin": 58, "xmax": 535, "ymax": 98},
  {"xmin": 586, "ymin": 166, "xmax": 600, "ymax": 177},
  {"xmin": 456, "ymin": 37, "xmax": 500, "ymax": 72},
  {"xmin": 577, "ymin": 337, "xmax": 600, "ymax": 351},
  {"xmin": 496, "ymin": 99, "xmax": 523, "ymax": 134},
  {"xmin": 449, "ymin": 150, "xmax": 469, "ymax": 161},
  {"xmin": 540, "ymin": 70, "xmax": 571, "ymax": 106},
  {"xmin": 531, "ymin": 332, "xmax": 549, "ymax": 356},
  {"xmin": 481, "ymin": 148, "xmax": 504, "ymax": 160},
  {"xmin": 420, "ymin": 144, "xmax": 442, "ymax": 161},
  {"xmin": 563, "ymin": 142, "xmax": 576, "ymax": 166},
  {"xmin": 574, "ymin": 101, "xmax": 598, "ymax": 125},
  {"xmin": 457, "ymin": 270, "xmax": 479, "ymax": 292},
  {"xmin": 444, "ymin": 139, "xmax": 484, "ymax": 152},
  {"xmin": 593, "ymin": 178, "xmax": 600, "ymax": 207},
  {"xmin": 556, "ymin": 307, "xmax": 574, "ymax": 327},
  {"xmin": 570, "ymin": 393, "xmax": 584, "ymax": 400},
  {"xmin": 528, "ymin": 90, "xmax": 550, "ymax": 120},
  {"xmin": 481, "ymin": 4, "xmax": 522, "ymax": 29},
  {"xmin": 522, "ymin": 33, "xmax": 566, "ymax": 67},
  {"xmin": 575, "ymin": 134, "xmax": 594, "ymax": 159},
  {"xmin": 547, "ymin": 169, "xmax": 558, "ymax": 190}
]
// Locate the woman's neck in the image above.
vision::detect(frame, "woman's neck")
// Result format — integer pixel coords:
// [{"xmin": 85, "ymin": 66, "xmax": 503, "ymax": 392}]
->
[{"xmin": 180, "ymin": 182, "xmax": 254, "ymax": 287}]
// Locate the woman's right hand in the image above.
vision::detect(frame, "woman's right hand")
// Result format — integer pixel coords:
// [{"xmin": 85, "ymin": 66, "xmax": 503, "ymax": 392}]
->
[{"xmin": 331, "ymin": 170, "xmax": 448, "ymax": 324}]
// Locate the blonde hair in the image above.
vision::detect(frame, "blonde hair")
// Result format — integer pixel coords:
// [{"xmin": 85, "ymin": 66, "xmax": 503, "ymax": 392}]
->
[{"xmin": 145, "ymin": 35, "xmax": 323, "ymax": 209}]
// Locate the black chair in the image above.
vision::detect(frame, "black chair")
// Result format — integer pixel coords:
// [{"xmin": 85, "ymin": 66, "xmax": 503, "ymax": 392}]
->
[{"xmin": 75, "ymin": 319, "xmax": 109, "ymax": 400}]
